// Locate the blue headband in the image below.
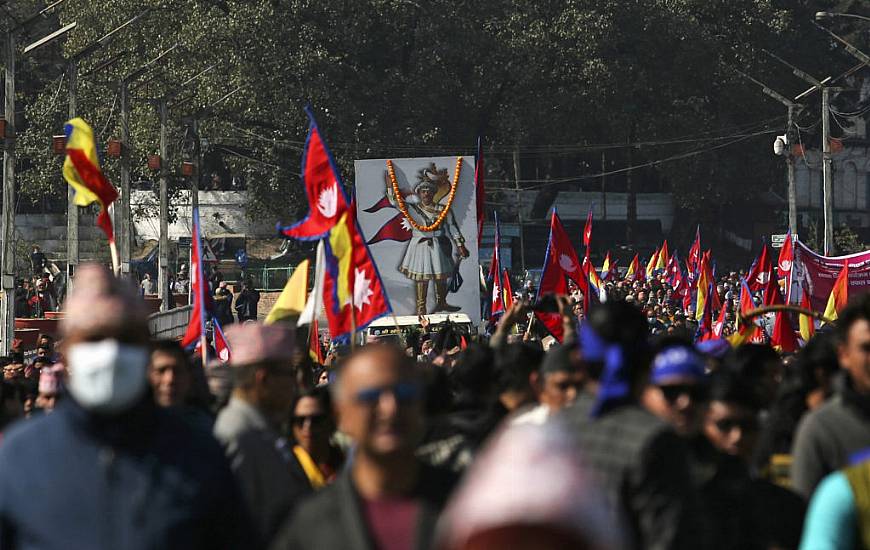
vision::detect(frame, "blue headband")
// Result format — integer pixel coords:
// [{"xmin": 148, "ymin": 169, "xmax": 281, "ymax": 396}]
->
[
  {"xmin": 651, "ymin": 346, "xmax": 706, "ymax": 385},
  {"xmin": 580, "ymin": 323, "xmax": 631, "ymax": 418}
]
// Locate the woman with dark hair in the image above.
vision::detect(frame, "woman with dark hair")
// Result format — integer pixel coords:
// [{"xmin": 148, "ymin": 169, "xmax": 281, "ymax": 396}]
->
[
  {"xmin": 289, "ymin": 386, "xmax": 343, "ymax": 489},
  {"xmin": 752, "ymin": 332, "xmax": 839, "ymax": 479}
]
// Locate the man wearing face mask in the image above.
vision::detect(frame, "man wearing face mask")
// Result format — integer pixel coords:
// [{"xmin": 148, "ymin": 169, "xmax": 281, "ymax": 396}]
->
[{"xmin": 0, "ymin": 264, "xmax": 254, "ymax": 550}]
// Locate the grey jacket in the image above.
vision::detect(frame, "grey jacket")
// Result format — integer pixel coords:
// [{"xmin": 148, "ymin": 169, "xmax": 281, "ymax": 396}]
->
[
  {"xmin": 214, "ymin": 397, "xmax": 311, "ymax": 545},
  {"xmin": 791, "ymin": 375, "xmax": 870, "ymax": 498}
]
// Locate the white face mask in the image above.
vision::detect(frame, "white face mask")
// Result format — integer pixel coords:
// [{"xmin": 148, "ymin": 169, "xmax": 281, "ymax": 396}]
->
[{"xmin": 67, "ymin": 340, "xmax": 150, "ymax": 414}]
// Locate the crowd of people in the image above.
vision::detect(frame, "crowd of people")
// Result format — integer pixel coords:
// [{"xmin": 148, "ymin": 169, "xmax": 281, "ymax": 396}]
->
[{"xmin": 0, "ymin": 259, "xmax": 866, "ymax": 549}]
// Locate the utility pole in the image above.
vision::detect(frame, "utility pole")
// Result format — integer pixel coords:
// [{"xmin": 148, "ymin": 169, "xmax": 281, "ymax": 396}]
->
[
  {"xmin": 733, "ymin": 68, "xmax": 801, "ymax": 234},
  {"xmin": 765, "ymin": 49, "xmax": 836, "ymax": 254},
  {"xmin": 157, "ymin": 98, "xmax": 170, "ymax": 311},
  {"xmin": 601, "ymin": 151, "xmax": 607, "ymax": 220},
  {"xmin": 513, "ymin": 146, "xmax": 526, "ymax": 273},
  {"xmin": 821, "ymin": 87, "xmax": 834, "ymax": 255},
  {"xmin": 118, "ymin": 79, "xmax": 131, "ymax": 276},
  {"xmin": 2, "ymin": 31, "xmax": 16, "ymax": 357},
  {"xmin": 66, "ymin": 58, "xmax": 78, "ymax": 284}
]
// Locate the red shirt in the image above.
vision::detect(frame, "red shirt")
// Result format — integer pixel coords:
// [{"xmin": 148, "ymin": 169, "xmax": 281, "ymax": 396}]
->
[{"xmin": 361, "ymin": 496, "xmax": 420, "ymax": 550}]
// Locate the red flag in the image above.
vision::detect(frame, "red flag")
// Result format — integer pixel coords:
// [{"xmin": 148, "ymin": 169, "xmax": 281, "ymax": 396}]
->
[
  {"xmin": 687, "ymin": 226, "xmax": 701, "ymax": 275},
  {"xmin": 535, "ymin": 210, "xmax": 584, "ymax": 342},
  {"xmin": 746, "ymin": 245, "xmax": 773, "ymax": 292},
  {"xmin": 322, "ymin": 205, "xmax": 392, "ymax": 341},
  {"xmin": 309, "ymin": 319, "xmax": 324, "ymax": 364},
  {"xmin": 502, "ymin": 268, "xmax": 514, "ymax": 310},
  {"xmin": 764, "ymin": 276, "xmax": 799, "ymax": 352},
  {"xmin": 626, "ymin": 254, "xmax": 641, "ymax": 282},
  {"xmin": 278, "ymin": 107, "xmax": 349, "ymax": 240},
  {"xmin": 475, "ymin": 136, "xmax": 485, "ymax": 248},
  {"xmin": 713, "ymin": 301, "xmax": 727, "ymax": 338},
  {"xmin": 182, "ymin": 209, "xmax": 212, "ymax": 348},
  {"xmin": 489, "ymin": 214, "xmax": 506, "ymax": 317},
  {"xmin": 583, "ymin": 206, "xmax": 594, "ymax": 248},
  {"xmin": 778, "ymin": 231, "xmax": 794, "ymax": 303},
  {"xmin": 213, "ymin": 318, "xmax": 232, "ymax": 363},
  {"xmin": 366, "ymin": 212, "xmax": 412, "ymax": 245}
]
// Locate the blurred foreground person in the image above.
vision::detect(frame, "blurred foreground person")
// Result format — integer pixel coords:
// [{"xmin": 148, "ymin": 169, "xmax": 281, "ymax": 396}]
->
[
  {"xmin": 213, "ymin": 322, "xmax": 310, "ymax": 545},
  {"xmin": 792, "ymin": 295, "xmax": 870, "ymax": 498},
  {"xmin": 562, "ymin": 301, "xmax": 705, "ymax": 549},
  {"xmin": 800, "ymin": 453, "xmax": 870, "ymax": 550},
  {"xmin": 271, "ymin": 344, "xmax": 457, "ymax": 550},
  {"xmin": 0, "ymin": 264, "xmax": 251, "ymax": 549},
  {"xmin": 436, "ymin": 421, "xmax": 621, "ymax": 550}
]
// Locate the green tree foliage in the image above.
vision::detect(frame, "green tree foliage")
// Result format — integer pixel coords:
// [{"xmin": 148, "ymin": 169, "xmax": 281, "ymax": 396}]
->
[{"xmin": 4, "ymin": 0, "xmax": 859, "ymax": 235}]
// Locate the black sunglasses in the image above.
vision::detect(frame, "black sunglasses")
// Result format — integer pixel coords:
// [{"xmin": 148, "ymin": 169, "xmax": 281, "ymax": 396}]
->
[
  {"xmin": 659, "ymin": 384, "xmax": 708, "ymax": 403},
  {"xmin": 713, "ymin": 417, "xmax": 758, "ymax": 434},
  {"xmin": 354, "ymin": 382, "xmax": 421, "ymax": 405},
  {"xmin": 292, "ymin": 413, "xmax": 328, "ymax": 428}
]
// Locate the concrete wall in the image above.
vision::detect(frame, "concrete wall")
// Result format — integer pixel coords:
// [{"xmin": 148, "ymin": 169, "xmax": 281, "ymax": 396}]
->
[
  {"xmin": 131, "ymin": 190, "xmax": 276, "ymax": 241},
  {"xmin": 795, "ymin": 145, "xmax": 870, "ymax": 228}
]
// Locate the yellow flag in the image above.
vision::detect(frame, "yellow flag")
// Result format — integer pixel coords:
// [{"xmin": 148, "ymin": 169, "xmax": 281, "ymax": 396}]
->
[{"xmin": 264, "ymin": 259, "xmax": 310, "ymax": 325}]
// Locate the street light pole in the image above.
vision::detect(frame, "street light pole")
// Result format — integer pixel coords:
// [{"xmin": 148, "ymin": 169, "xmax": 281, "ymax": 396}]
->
[{"xmin": 733, "ymin": 68, "xmax": 801, "ymax": 234}]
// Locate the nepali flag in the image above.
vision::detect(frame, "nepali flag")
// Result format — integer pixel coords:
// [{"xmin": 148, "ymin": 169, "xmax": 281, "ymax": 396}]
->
[
  {"xmin": 778, "ymin": 230, "xmax": 794, "ymax": 303},
  {"xmin": 489, "ymin": 213, "xmax": 506, "ymax": 317},
  {"xmin": 712, "ymin": 300, "xmax": 727, "ymax": 338},
  {"xmin": 63, "ymin": 118, "xmax": 119, "ymax": 244},
  {"xmin": 367, "ymin": 212, "xmax": 412, "ymax": 245},
  {"xmin": 746, "ymin": 244, "xmax": 773, "ymax": 292},
  {"xmin": 213, "ymin": 318, "xmax": 232, "ymax": 363},
  {"xmin": 182, "ymin": 208, "xmax": 212, "ymax": 349},
  {"xmin": 278, "ymin": 106, "xmax": 349, "ymax": 240},
  {"xmin": 763, "ymin": 276, "xmax": 799, "ymax": 353},
  {"xmin": 363, "ymin": 195, "xmax": 394, "ymax": 214},
  {"xmin": 535, "ymin": 209, "xmax": 584, "ymax": 342},
  {"xmin": 475, "ymin": 136, "xmax": 486, "ymax": 248},
  {"xmin": 323, "ymin": 205, "xmax": 392, "ymax": 341},
  {"xmin": 736, "ymin": 278, "xmax": 756, "ymax": 330},
  {"xmin": 583, "ymin": 205, "xmax": 594, "ymax": 249}
]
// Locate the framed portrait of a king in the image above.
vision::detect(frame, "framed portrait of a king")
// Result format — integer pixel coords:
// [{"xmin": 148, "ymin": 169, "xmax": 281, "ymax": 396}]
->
[{"xmin": 354, "ymin": 156, "xmax": 481, "ymax": 325}]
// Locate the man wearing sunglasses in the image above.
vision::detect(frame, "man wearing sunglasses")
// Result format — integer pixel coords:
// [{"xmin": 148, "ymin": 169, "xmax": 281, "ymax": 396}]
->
[
  {"xmin": 271, "ymin": 344, "xmax": 457, "ymax": 550},
  {"xmin": 213, "ymin": 323, "xmax": 310, "ymax": 547}
]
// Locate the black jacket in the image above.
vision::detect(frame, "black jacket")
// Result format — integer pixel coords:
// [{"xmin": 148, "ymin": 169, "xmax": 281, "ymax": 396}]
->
[
  {"xmin": 269, "ymin": 461, "xmax": 457, "ymax": 550},
  {"xmin": 561, "ymin": 392, "xmax": 706, "ymax": 550}
]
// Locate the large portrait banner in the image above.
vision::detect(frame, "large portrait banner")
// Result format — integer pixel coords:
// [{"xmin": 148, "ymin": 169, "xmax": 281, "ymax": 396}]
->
[{"xmin": 354, "ymin": 156, "xmax": 481, "ymax": 325}]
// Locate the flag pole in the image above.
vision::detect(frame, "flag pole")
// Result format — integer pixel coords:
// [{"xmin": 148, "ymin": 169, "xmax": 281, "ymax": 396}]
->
[
  {"xmin": 108, "ymin": 239, "xmax": 120, "ymax": 277},
  {"xmin": 201, "ymin": 331, "xmax": 208, "ymax": 366}
]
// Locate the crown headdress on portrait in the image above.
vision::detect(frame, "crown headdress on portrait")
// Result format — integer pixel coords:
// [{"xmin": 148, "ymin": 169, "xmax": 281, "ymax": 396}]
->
[{"xmin": 416, "ymin": 163, "xmax": 449, "ymax": 188}]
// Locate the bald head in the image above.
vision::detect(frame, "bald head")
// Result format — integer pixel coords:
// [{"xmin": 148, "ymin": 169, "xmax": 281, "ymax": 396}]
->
[{"xmin": 335, "ymin": 344, "xmax": 423, "ymax": 459}]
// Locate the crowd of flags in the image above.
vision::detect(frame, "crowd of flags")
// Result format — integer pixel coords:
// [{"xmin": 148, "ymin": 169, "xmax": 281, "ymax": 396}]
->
[{"xmin": 58, "ymin": 110, "xmax": 855, "ymax": 360}]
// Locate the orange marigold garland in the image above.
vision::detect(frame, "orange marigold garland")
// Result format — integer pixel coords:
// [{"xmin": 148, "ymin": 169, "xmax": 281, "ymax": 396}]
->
[{"xmin": 386, "ymin": 157, "xmax": 462, "ymax": 232}]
